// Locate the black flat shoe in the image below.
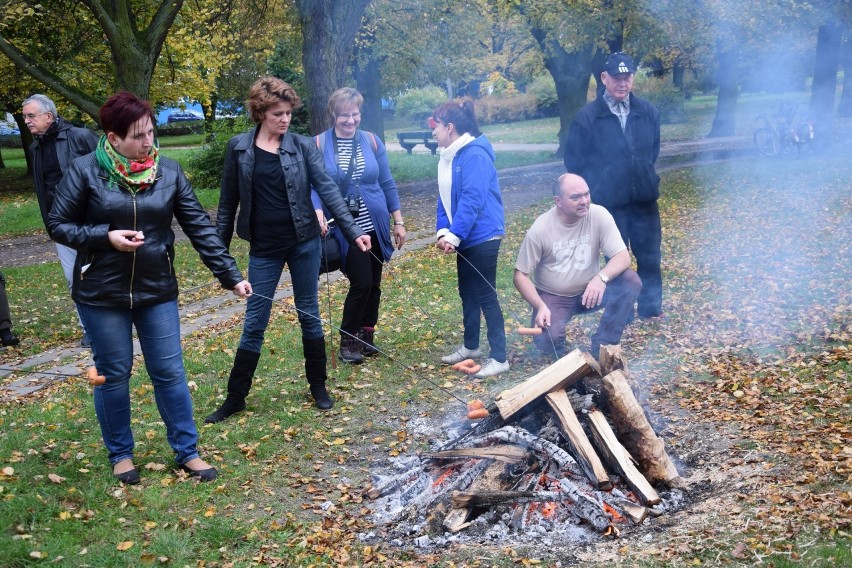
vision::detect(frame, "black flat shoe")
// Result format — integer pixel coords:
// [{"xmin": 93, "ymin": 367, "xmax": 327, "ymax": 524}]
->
[
  {"xmin": 1, "ymin": 329, "xmax": 20, "ymax": 347},
  {"xmin": 179, "ymin": 464, "xmax": 218, "ymax": 482},
  {"xmin": 114, "ymin": 468, "xmax": 140, "ymax": 485}
]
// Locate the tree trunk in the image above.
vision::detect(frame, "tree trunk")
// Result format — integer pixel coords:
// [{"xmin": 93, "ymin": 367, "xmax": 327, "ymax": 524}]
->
[
  {"xmin": 707, "ymin": 38, "xmax": 740, "ymax": 137},
  {"xmin": 0, "ymin": 0, "xmax": 185, "ymax": 122},
  {"xmin": 529, "ymin": 28, "xmax": 600, "ymax": 158},
  {"xmin": 809, "ymin": 23, "xmax": 843, "ymax": 135},
  {"xmin": 296, "ymin": 0, "xmax": 370, "ymax": 135},
  {"xmin": 354, "ymin": 46, "xmax": 385, "ymax": 142},
  {"xmin": 839, "ymin": 35, "xmax": 852, "ymax": 118}
]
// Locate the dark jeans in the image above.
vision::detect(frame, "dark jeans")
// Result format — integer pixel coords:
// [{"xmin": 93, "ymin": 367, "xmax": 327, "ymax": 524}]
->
[
  {"xmin": 340, "ymin": 230, "xmax": 384, "ymax": 336},
  {"xmin": 456, "ymin": 239, "xmax": 507, "ymax": 362},
  {"xmin": 532, "ymin": 269, "xmax": 641, "ymax": 356},
  {"xmin": 77, "ymin": 299, "xmax": 200, "ymax": 465},
  {"xmin": 239, "ymin": 237, "xmax": 324, "ymax": 353},
  {"xmin": 609, "ymin": 202, "xmax": 662, "ymax": 317}
]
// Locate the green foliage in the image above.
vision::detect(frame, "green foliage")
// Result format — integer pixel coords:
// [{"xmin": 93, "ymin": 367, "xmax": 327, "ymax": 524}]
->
[
  {"xmin": 526, "ymin": 74, "xmax": 558, "ymax": 116},
  {"xmin": 185, "ymin": 116, "xmax": 253, "ymax": 190},
  {"xmin": 394, "ymin": 86, "xmax": 447, "ymax": 122},
  {"xmin": 479, "ymin": 71, "xmax": 518, "ymax": 97},
  {"xmin": 636, "ymin": 75, "xmax": 686, "ymax": 124}
]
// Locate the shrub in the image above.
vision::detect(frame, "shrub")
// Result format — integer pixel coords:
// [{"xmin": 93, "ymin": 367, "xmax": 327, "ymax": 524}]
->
[
  {"xmin": 526, "ymin": 74, "xmax": 558, "ymax": 116},
  {"xmin": 185, "ymin": 116, "xmax": 253, "ymax": 189},
  {"xmin": 157, "ymin": 121, "xmax": 206, "ymax": 137},
  {"xmin": 475, "ymin": 94, "xmax": 538, "ymax": 125},
  {"xmin": 395, "ymin": 86, "xmax": 447, "ymax": 123},
  {"xmin": 636, "ymin": 75, "xmax": 686, "ymax": 124}
]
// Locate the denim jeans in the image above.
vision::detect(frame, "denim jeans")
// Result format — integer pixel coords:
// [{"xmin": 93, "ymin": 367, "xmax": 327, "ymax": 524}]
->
[
  {"xmin": 239, "ymin": 237, "xmax": 323, "ymax": 353},
  {"xmin": 456, "ymin": 239, "xmax": 506, "ymax": 362},
  {"xmin": 77, "ymin": 299, "xmax": 200, "ymax": 466},
  {"xmin": 532, "ymin": 269, "xmax": 642, "ymax": 357}
]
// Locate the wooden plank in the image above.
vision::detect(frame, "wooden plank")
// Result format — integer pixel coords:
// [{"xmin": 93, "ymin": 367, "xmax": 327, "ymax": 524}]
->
[
  {"xmin": 494, "ymin": 349, "xmax": 596, "ymax": 420},
  {"xmin": 422, "ymin": 444, "xmax": 528, "ymax": 464},
  {"xmin": 586, "ymin": 410, "xmax": 660, "ymax": 506},
  {"xmin": 601, "ymin": 370, "xmax": 681, "ymax": 486},
  {"xmin": 545, "ymin": 389, "xmax": 611, "ymax": 490},
  {"xmin": 443, "ymin": 461, "xmax": 506, "ymax": 533},
  {"xmin": 599, "ymin": 344, "xmax": 629, "ymax": 378}
]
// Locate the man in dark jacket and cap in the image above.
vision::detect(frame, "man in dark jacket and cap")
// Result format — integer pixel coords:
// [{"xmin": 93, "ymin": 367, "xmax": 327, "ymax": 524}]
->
[
  {"xmin": 563, "ymin": 52, "xmax": 664, "ymax": 319},
  {"xmin": 23, "ymin": 94, "xmax": 99, "ymax": 345}
]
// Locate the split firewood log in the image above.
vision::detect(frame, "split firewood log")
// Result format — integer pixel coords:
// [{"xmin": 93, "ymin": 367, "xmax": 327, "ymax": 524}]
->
[{"xmin": 601, "ymin": 370, "xmax": 681, "ymax": 487}]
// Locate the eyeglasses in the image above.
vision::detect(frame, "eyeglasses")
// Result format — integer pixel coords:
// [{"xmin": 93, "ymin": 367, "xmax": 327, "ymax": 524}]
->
[
  {"xmin": 336, "ymin": 112, "xmax": 361, "ymax": 121},
  {"xmin": 23, "ymin": 111, "xmax": 49, "ymax": 120}
]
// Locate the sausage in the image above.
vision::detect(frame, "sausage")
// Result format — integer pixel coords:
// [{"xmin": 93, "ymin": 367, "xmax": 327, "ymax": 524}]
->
[
  {"xmin": 517, "ymin": 326, "xmax": 543, "ymax": 336},
  {"xmin": 452, "ymin": 359, "xmax": 477, "ymax": 371},
  {"xmin": 467, "ymin": 408, "xmax": 490, "ymax": 420},
  {"xmin": 86, "ymin": 366, "xmax": 105, "ymax": 386},
  {"xmin": 461, "ymin": 364, "xmax": 481, "ymax": 375},
  {"xmin": 467, "ymin": 399, "xmax": 485, "ymax": 412}
]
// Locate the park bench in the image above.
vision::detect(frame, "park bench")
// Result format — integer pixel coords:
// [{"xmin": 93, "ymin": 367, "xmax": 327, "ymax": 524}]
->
[{"xmin": 397, "ymin": 131, "xmax": 439, "ymax": 155}]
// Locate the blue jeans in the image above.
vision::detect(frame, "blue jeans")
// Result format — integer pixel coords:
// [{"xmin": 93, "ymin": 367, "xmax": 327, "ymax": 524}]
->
[
  {"xmin": 456, "ymin": 239, "xmax": 507, "ymax": 362},
  {"xmin": 239, "ymin": 238, "xmax": 323, "ymax": 353},
  {"xmin": 77, "ymin": 299, "xmax": 200, "ymax": 466}
]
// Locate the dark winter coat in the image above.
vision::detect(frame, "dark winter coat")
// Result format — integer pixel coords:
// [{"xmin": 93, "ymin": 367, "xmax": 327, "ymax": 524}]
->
[{"xmin": 563, "ymin": 93, "xmax": 661, "ymax": 209}]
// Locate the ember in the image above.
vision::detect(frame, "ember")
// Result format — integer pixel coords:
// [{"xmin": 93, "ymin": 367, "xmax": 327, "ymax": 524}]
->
[{"xmin": 363, "ymin": 346, "xmax": 686, "ymax": 547}]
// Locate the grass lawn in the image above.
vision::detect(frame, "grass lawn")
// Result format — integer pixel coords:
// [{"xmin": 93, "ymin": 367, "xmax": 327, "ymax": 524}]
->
[{"xmin": 1, "ymin": 127, "xmax": 850, "ymax": 565}]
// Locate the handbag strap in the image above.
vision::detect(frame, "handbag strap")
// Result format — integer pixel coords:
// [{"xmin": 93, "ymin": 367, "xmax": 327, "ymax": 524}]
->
[{"xmin": 332, "ymin": 130, "xmax": 360, "ymax": 197}]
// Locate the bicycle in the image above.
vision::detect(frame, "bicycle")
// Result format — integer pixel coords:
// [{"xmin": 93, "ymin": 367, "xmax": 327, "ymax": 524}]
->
[{"xmin": 753, "ymin": 102, "xmax": 814, "ymax": 157}]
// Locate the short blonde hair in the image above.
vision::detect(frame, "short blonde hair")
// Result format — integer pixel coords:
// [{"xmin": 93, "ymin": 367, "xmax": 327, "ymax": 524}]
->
[
  {"xmin": 246, "ymin": 76, "xmax": 303, "ymax": 124},
  {"xmin": 327, "ymin": 87, "xmax": 363, "ymax": 122}
]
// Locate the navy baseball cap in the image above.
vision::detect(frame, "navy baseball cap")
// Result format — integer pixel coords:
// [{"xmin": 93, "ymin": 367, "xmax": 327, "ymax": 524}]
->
[{"xmin": 603, "ymin": 52, "xmax": 637, "ymax": 74}]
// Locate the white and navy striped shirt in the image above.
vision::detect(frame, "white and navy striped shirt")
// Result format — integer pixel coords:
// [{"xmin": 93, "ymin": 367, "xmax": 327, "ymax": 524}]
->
[{"xmin": 336, "ymin": 138, "xmax": 374, "ymax": 233}]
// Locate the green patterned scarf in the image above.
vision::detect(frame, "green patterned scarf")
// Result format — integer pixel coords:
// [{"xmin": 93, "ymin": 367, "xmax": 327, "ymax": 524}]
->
[{"xmin": 95, "ymin": 134, "xmax": 159, "ymax": 192}]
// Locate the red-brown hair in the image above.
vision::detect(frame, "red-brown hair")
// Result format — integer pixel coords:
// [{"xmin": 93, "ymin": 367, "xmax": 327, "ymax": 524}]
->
[
  {"xmin": 99, "ymin": 92, "xmax": 155, "ymax": 138},
  {"xmin": 246, "ymin": 76, "xmax": 303, "ymax": 123}
]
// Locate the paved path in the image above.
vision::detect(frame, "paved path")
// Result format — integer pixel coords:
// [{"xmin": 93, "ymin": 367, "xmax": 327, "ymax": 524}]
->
[{"xmin": 0, "ymin": 137, "xmax": 755, "ymax": 398}]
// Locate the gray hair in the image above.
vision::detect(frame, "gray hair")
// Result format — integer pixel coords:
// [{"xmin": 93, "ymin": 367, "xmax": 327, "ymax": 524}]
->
[{"xmin": 23, "ymin": 94, "xmax": 58, "ymax": 121}]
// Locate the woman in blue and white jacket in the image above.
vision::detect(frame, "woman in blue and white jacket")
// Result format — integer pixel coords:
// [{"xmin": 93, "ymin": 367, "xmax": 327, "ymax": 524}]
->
[
  {"xmin": 430, "ymin": 100, "xmax": 509, "ymax": 378},
  {"xmin": 313, "ymin": 88, "xmax": 406, "ymax": 364}
]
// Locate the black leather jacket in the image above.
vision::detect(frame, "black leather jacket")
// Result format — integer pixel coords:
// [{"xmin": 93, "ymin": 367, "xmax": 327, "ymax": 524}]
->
[
  {"xmin": 30, "ymin": 119, "xmax": 99, "ymax": 231},
  {"xmin": 217, "ymin": 127, "xmax": 365, "ymax": 249},
  {"xmin": 48, "ymin": 154, "xmax": 244, "ymax": 309}
]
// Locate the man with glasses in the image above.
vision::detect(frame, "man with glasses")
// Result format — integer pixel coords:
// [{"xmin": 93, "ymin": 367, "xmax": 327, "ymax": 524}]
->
[
  {"xmin": 563, "ymin": 52, "xmax": 664, "ymax": 321},
  {"xmin": 23, "ymin": 94, "xmax": 99, "ymax": 346},
  {"xmin": 514, "ymin": 173, "xmax": 641, "ymax": 358}
]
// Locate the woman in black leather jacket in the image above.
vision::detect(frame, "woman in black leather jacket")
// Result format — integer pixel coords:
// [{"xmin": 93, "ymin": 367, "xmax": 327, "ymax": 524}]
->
[
  {"xmin": 49, "ymin": 92, "xmax": 251, "ymax": 485},
  {"xmin": 204, "ymin": 76, "xmax": 370, "ymax": 421}
]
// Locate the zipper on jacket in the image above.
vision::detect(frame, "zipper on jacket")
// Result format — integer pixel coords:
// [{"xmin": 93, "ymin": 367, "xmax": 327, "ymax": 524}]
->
[{"xmin": 129, "ymin": 194, "xmax": 137, "ymax": 309}]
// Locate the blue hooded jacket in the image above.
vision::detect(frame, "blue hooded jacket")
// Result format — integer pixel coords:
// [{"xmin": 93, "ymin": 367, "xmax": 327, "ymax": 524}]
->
[{"xmin": 436, "ymin": 135, "xmax": 505, "ymax": 249}]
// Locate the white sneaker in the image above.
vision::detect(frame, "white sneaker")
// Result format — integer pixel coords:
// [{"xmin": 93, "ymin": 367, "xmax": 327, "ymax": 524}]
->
[
  {"xmin": 441, "ymin": 346, "xmax": 482, "ymax": 365},
  {"xmin": 473, "ymin": 358, "xmax": 510, "ymax": 378}
]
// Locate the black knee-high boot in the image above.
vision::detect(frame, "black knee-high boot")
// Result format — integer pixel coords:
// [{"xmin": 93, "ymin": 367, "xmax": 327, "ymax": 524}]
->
[
  {"xmin": 303, "ymin": 336, "xmax": 333, "ymax": 410},
  {"xmin": 204, "ymin": 348, "xmax": 260, "ymax": 423}
]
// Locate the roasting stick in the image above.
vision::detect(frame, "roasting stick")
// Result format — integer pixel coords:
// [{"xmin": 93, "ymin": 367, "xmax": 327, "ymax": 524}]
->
[{"xmin": 247, "ymin": 290, "xmax": 471, "ymax": 406}]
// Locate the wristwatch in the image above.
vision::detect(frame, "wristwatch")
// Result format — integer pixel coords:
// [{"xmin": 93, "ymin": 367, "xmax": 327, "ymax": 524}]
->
[{"xmin": 597, "ymin": 272, "xmax": 609, "ymax": 284}]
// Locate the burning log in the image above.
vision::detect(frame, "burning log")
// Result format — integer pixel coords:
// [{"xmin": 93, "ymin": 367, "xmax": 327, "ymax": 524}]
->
[
  {"xmin": 443, "ymin": 461, "xmax": 505, "ymax": 532},
  {"xmin": 545, "ymin": 389, "xmax": 611, "ymax": 490},
  {"xmin": 495, "ymin": 349, "xmax": 598, "ymax": 420},
  {"xmin": 451, "ymin": 489, "xmax": 563, "ymax": 508},
  {"xmin": 601, "ymin": 494, "xmax": 649, "ymax": 525},
  {"xmin": 586, "ymin": 410, "xmax": 660, "ymax": 506},
  {"xmin": 455, "ymin": 425, "xmax": 585, "ymax": 479},
  {"xmin": 601, "ymin": 370, "xmax": 681, "ymax": 487},
  {"xmin": 422, "ymin": 444, "xmax": 529, "ymax": 464}
]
